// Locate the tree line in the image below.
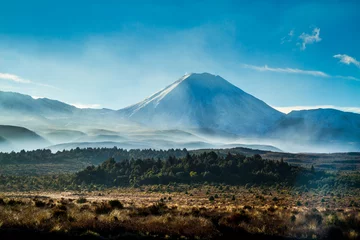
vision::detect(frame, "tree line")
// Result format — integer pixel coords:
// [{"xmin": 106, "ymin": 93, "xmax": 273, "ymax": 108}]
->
[{"xmin": 74, "ymin": 151, "xmax": 329, "ymax": 187}]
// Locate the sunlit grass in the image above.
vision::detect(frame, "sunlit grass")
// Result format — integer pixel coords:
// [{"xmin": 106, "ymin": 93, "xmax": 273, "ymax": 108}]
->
[{"xmin": 0, "ymin": 185, "xmax": 359, "ymax": 239}]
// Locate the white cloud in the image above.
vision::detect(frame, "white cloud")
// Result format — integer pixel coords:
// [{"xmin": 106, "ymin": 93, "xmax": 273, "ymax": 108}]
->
[
  {"xmin": 242, "ymin": 64, "xmax": 329, "ymax": 77},
  {"xmin": 333, "ymin": 54, "xmax": 360, "ymax": 68},
  {"xmin": 71, "ymin": 103, "xmax": 101, "ymax": 109},
  {"xmin": 31, "ymin": 96, "xmax": 44, "ymax": 99},
  {"xmin": 289, "ymin": 29, "xmax": 294, "ymax": 37},
  {"xmin": 0, "ymin": 72, "xmax": 59, "ymax": 89},
  {"xmin": 298, "ymin": 27, "xmax": 321, "ymax": 50},
  {"xmin": 281, "ymin": 29, "xmax": 294, "ymax": 44},
  {"xmin": 0, "ymin": 73, "xmax": 31, "ymax": 83},
  {"xmin": 335, "ymin": 75, "xmax": 360, "ymax": 81},
  {"xmin": 273, "ymin": 105, "xmax": 360, "ymax": 114},
  {"xmin": 243, "ymin": 64, "xmax": 359, "ymax": 81}
]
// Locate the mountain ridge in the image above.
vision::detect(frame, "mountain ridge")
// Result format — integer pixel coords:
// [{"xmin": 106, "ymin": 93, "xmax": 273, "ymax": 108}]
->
[
  {"xmin": 0, "ymin": 72, "xmax": 359, "ymax": 152},
  {"xmin": 118, "ymin": 73, "xmax": 284, "ymax": 135},
  {"xmin": 0, "ymin": 125, "xmax": 49, "ymax": 151}
]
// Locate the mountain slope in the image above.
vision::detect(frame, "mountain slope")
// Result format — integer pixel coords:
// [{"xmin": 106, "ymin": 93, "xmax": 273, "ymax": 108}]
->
[
  {"xmin": 0, "ymin": 125, "xmax": 49, "ymax": 150},
  {"xmin": 267, "ymin": 109, "xmax": 360, "ymax": 150},
  {"xmin": 0, "ymin": 91, "xmax": 134, "ymax": 131},
  {"xmin": 42, "ymin": 129, "xmax": 88, "ymax": 144},
  {"xmin": 119, "ymin": 73, "xmax": 284, "ymax": 135},
  {"xmin": 0, "ymin": 91, "xmax": 75, "ymax": 115}
]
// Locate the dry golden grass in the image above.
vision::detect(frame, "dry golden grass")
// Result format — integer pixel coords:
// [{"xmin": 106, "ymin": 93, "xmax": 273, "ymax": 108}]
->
[{"xmin": 0, "ymin": 185, "xmax": 360, "ymax": 239}]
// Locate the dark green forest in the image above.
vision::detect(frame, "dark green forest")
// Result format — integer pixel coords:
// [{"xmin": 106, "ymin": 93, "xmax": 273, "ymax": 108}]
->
[
  {"xmin": 0, "ymin": 147, "xmax": 188, "ymax": 165},
  {"xmin": 2, "ymin": 149, "xmax": 359, "ymax": 192},
  {"xmin": 75, "ymin": 152, "xmax": 322, "ymax": 187}
]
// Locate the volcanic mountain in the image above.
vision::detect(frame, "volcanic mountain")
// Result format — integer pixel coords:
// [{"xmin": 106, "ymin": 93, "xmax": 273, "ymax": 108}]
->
[{"xmin": 119, "ymin": 73, "xmax": 284, "ymax": 135}]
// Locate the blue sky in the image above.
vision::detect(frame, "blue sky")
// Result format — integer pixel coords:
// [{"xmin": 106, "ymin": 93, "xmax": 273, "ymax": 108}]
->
[{"xmin": 0, "ymin": 0, "xmax": 359, "ymax": 112}]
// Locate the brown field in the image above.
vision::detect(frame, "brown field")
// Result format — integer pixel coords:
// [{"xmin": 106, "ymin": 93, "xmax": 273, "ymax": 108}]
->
[{"xmin": 1, "ymin": 185, "xmax": 360, "ymax": 239}]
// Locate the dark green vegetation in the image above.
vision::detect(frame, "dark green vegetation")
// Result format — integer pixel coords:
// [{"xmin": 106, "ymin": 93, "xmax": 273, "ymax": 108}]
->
[
  {"xmin": 76, "ymin": 153, "xmax": 326, "ymax": 187},
  {"xmin": 1, "ymin": 147, "xmax": 360, "ymax": 176},
  {"xmin": 0, "ymin": 148, "xmax": 188, "ymax": 175},
  {"xmin": 1, "ymin": 149, "xmax": 360, "ymax": 192}
]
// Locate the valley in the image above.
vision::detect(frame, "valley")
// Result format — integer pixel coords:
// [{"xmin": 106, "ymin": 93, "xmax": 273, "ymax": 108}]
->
[{"xmin": 0, "ymin": 73, "xmax": 359, "ymax": 153}]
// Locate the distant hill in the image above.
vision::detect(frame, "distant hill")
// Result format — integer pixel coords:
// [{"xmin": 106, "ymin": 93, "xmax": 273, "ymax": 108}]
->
[
  {"xmin": 0, "ymin": 91, "xmax": 132, "ymax": 131},
  {"xmin": 0, "ymin": 125, "xmax": 49, "ymax": 150},
  {"xmin": 267, "ymin": 109, "xmax": 360, "ymax": 151},
  {"xmin": 221, "ymin": 144, "xmax": 282, "ymax": 152},
  {"xmin": 43, "ymin": 129, "xmax": 87, "ymax": 144}
]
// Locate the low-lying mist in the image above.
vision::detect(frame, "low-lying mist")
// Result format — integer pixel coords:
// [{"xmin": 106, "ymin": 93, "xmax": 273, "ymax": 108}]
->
[{"xmin": 1, "ymin": 121, "xmax": 358, "ymax": 154}]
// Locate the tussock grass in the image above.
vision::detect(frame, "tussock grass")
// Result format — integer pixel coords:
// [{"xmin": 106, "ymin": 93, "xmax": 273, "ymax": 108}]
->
[{"xmin": 0, "ymin": 185, "xmax": 359, "ymax": 239}]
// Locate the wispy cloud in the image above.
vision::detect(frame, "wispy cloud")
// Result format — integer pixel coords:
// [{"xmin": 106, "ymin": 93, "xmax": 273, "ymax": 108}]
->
[
  {"xmin": 334, "ymin": 54, "xmax": 360, "ymax": 68},
  {"xmin": 273, "ymin": 105, "xmax": 360, "ymax": 114},
  {"xmin": 298, "ymin": 27, "xmax": 321, "ymax": 50},
  {"xmin": 242, "ymin": 64, "xmax": 359, "ymax": 81},
  {"xmin": 71, "ymin": 103, "xmax": 101, "ymax": 109},
  {"xmin": 281, "ymin": 29, "xmax": 294, "ymax": 44},
  {"xmin": 335, "ymin": 75, "xmax": 360, "ymax": 81},
  {"xmin": 242, "ymin": 64, "xmax": 329, "ymax": 77},
  {"xmin": 0, "ymin": 72, "xmax": 59, "ymax": 89},
  {"xmin": 0, "ymin": 73, "xmax": 31, "ymax": 83}
]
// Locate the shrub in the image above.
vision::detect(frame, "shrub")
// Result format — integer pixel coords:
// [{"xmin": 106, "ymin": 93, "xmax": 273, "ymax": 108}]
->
[
  {"xmin": 56, "ymin": 204, "xmax": 67, "ymax": 211},
  {"xmin": 95, "ymin": 203, "xmax": 113, "ymax": 215},
  {"xmin": 305, "ymin": 212, "xmax": 323, "ymax": 225},
  {"xmin": 268, "ymin": 206, "xmax": 276, "ymax": 212},
  {"xmin": 222, "ymin": 212, "xmax": 251, "ymax": 225},
  {"xmin": 109, "ymin": 200, "xmax": 123, "ymax": 209},
  {"xmin": 52, "ymin": 208, "xmax": 67, "ymax": 219},
  {"xmin": 7, "ymin": 199, "xmax": 23, "ymax": 206},
  {"xmin": 76, "ymin": 197, "xmax": 87, "ymax": 204},
  {"xmin": 209, "ymin": 196, "xmax": 215, "ymax": 201},
  {"xmin": 148, "ymin": 202, "xmax": 168, "ymax": 215},
  {"xmin": 34, "ymin": 200, "xmax": 46, "ymax": 208}
]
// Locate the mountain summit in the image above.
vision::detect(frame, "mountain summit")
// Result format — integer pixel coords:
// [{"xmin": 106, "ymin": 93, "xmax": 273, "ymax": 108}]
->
[{"xmin": 119, "ymin": 73, "xmax": 284, "ymax": 135}]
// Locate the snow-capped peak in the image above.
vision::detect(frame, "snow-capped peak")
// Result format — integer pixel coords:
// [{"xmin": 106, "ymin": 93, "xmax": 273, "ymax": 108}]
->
[{"xmin": 119, "ymin": 73, "xmax": 284, "ymax": 135}]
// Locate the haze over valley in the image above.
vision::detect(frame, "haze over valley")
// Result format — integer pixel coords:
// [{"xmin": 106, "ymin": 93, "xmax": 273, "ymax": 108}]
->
[{"xmin": 0, "ymin": 72, "xmax": 359, "ymax": 153}]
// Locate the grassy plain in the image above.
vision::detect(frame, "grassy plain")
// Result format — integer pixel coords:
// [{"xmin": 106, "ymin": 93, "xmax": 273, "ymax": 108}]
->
[{"xmin": 1, "ymin": 185, "xmax": 359, "ymax": 239}]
